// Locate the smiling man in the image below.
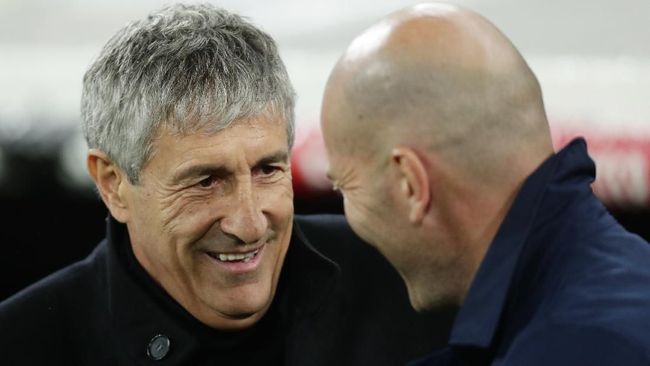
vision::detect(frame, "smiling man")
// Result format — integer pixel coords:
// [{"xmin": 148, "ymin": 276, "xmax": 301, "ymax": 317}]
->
[
  {"xmin": 0, "ymin": 4, "xmax": 455, "ymax": 365},
  {"xmin": 107, "ymin": 118, "xmax": 294, "ymax": 331}
]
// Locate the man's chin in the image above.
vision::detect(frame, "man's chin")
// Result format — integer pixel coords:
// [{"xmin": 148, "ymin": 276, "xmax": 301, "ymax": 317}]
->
[
  {"xmin": 211, "ymin": 310, "xmax": 267, "ymax": 331},
  {"xmin": 198, "ymin": 288, "xmax": 275, "ymax": 330},
  {"xmin": 407, "ymin": 285, "xmax": 458, "ymax": 313},
  {"xmin": 193, "ymin": 304, "xmax": 268, "ymax": 330}
]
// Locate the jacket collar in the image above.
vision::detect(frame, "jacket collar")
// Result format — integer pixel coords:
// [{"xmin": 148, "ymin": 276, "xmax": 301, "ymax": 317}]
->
[
  {"xmin": 448, "ymin": 138, "xmax": 594, "ymax": 350},
  {"xmin": 103, "ymin": 216, "xmax": 340, "ymax": 363}
]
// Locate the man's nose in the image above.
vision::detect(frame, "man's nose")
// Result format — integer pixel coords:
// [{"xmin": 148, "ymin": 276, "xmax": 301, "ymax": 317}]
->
[{"xmin": 220, "ymin": 179, "xmax": 268, "ymax": 245}]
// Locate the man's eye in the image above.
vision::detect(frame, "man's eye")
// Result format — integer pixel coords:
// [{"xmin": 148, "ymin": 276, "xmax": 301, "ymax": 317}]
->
[
  {"xmin": 259, "ymin": 165, "xmax": 281, "ymax": 176},
  {"xmin": 197, "ymin": 176, "xmax": 216, "ymax": 188}
]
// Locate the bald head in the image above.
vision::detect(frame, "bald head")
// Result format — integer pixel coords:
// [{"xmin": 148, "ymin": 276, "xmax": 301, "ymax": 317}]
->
[
  {"xmin": 322, "ymin": 3, "xmax": 556, "ymax": 309},
  {"xmin": 322, "ymin": 3, "xmax": 553, "ymax": 184}
]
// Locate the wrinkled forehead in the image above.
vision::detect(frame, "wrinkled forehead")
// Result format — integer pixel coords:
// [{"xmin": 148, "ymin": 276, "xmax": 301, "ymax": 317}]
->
[
  {"xmin": 146, "ymin": 113, "xmax": 290, "ymax": 165},
  {"xmin": 163, "ymin": 111, "xmax": 287, "ymax": 140},
  {"xmin": 159, "ymin": 101, "xmax": 289, "ymax": 135}
]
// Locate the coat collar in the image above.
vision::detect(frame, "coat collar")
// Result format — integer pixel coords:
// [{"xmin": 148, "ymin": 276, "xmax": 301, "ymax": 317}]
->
[
  {"xmin": 448, "ymin": 138, "xmax": 595, "ymax": 350},
  {"xmin": 103, "ymin": 216, "xmax": 340, "ymax": 363}
]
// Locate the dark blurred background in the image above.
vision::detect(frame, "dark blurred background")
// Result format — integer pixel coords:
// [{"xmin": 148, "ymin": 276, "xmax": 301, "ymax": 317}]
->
[{"xmin": 1, "ymin": 0, "xmax": 649, "ymax": 301}]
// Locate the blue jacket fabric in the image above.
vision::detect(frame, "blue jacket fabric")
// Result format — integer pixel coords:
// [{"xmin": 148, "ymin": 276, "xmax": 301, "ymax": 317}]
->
[{"xmin": 411, "ymin": 138, "xmax": 650, "ymax": 365}]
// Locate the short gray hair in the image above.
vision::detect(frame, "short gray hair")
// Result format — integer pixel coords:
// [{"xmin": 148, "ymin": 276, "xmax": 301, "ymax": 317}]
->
[{"xmin": 81, "ymin": 3, "xmax": 295, "ymax": 184}]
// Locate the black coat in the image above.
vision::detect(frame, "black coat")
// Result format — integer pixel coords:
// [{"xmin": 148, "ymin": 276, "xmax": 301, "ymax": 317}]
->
[{"xmin": 0, "ymin": 214, "xmax": 455, "ymax": 365}]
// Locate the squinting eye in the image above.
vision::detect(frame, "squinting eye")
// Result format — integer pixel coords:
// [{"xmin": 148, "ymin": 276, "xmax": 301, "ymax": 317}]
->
[
  {"xmin": 259, "ymin": 165, "xmax": 280, "ymax": 176},
  {"xmin": 197, "ymin": 176, "xmax": 216, "ymax": 188}
]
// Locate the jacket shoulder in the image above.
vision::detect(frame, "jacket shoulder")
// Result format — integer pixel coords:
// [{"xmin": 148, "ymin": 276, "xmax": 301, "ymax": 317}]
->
[
  {"xmin": 0, "ymin": 243, "xmax": 106, "ymax": 308},
  {"xmin": 502, "ymin": 322, "xmax": 650, "ymax": 365},
  {"xmin": 0, "ymin": 242, "xmax": 108, "ymax": 359}
]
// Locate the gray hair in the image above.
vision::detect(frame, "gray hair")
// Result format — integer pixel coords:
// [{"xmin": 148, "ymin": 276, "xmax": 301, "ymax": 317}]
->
[{"xmin": 81, "ymin": 3, "xmax": 295, "ymax": 184}]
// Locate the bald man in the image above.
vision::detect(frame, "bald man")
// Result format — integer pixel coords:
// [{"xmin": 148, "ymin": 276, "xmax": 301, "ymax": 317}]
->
[{"xmin": 321, "ymin": 3, "xmax": 650, "ymax": 365}]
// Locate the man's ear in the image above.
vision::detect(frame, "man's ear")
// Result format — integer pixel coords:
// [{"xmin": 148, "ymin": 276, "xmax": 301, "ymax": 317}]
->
[
  {"xmin": 86, "ymin": 149, "xmax": 130, "ymax": 223},
  {"xmin": 391, "ymin": 147, "xmax": 431, "ymax": 225}
]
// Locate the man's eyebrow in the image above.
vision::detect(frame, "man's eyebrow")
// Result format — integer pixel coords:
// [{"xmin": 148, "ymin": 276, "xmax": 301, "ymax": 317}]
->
[
  {"xmin": 173, "ymin": 164, "xmax": 230, "ymax": 183},
  {"xmin": 254, "ymin": 151, "xmax": 289, "ymax": 167},
  {"xmin": 173, "ymin": 150, "xmax": 289, "ymax": 183}
]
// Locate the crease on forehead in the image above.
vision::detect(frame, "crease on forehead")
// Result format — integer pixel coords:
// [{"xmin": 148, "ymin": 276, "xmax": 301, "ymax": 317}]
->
[{"xmin": 148, "ymin": 112, "xmax": 287, "ymax": 159}]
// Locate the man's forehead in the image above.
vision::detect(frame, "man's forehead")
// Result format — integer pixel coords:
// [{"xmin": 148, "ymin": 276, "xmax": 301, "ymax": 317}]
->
[
  {"xmin": 144, "ymin": 118, "xmax": 289, "ymax": 175},
  {"xmin": 159, "ymin": 116, "xmax": 286, "ymax": 144}
]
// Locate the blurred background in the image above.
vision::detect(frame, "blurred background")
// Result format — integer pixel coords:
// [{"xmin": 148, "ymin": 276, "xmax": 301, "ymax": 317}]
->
[{"xmin": 1, "ymin": 0, "xmax": 649, "ymax": 300}]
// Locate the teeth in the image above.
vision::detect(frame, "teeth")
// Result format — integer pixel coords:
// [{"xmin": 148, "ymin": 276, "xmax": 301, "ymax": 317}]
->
[{"xmin": 215, "ymin": 249, "xmax": 259, "ymax": 262}]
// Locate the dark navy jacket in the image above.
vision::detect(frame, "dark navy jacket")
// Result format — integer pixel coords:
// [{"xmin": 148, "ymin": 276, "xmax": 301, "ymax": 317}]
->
[
  {"xmin": 411, "ymin": 139, "xmax": 650, "ymax": 365},
  {"xmin": 0, "ymin": 215, "xmax": 454, "ymax": 365}
]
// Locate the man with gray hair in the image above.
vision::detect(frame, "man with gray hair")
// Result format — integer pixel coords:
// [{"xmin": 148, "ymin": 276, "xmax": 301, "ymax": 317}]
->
[
  {"xmin": 322, "ymin": 2, "xmax": 650, "ymax": 365},
  {"xmin": 0, "ymin": 4, "xmax": 454, "ymax": 365}
]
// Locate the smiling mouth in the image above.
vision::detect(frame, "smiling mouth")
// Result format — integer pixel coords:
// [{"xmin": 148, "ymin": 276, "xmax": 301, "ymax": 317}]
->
[{"xmin": 206, "ymin": 248, "xmax": 261, "ymax": 263}]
